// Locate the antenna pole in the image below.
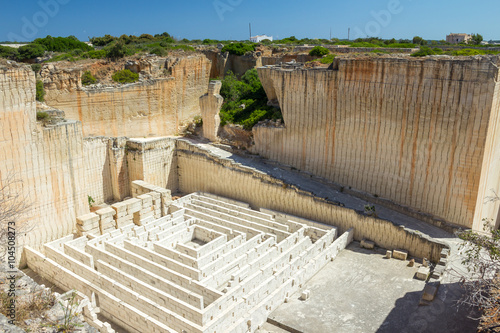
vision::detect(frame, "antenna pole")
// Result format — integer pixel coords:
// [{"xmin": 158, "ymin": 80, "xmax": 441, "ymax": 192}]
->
[
  {"xmin": 348, "ymin": 28, "xmax": 350, "ymax": 40},
  {"xmin": 249, "ymin": 23, "xmax": 252, "ymax": 40}
]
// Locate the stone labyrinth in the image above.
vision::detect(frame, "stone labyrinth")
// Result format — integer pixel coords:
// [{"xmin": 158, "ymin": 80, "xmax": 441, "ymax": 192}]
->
[{"xmin": 26, "ymin": 192, "xmax": 353, "ymax": 333}]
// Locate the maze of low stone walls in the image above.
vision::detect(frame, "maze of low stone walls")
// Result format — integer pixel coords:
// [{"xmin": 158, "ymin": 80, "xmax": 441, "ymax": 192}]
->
[{"xmin": 26, "ymin": 192, "xmax": 353, "ymax": 333}]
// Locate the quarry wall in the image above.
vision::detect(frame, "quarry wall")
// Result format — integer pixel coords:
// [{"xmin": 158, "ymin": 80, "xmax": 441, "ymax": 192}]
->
[
  {"xmin": 254, "ymin": 57, "xmax": 500, "ymax": 229},
  {"xmin": 0, "ymin": 64, "xmax": 180, "ymax": 260},
  {"xmin": 42, "ymin": 55, "xmax": 211, "ymax": 137},
  {"xmin": 0, "ymin": 63, "xmax": 88, "ymax": 255},
  {"xmin": 202, "ymin": 50, "xmax": 262, "ymax": 78},
  {"xmin": 175, "ymin": 140, "xmax": 447, "ymax": 262}
]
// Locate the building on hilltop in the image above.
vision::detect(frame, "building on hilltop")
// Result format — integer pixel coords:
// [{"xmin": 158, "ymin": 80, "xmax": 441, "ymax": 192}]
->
[
  {"xmin": 250, "ymin": 34, "xmax": 273, "ymax": 43},
  {"xmin": 446, "ymin": 33, "xmax": 472, "ymax": 44}
]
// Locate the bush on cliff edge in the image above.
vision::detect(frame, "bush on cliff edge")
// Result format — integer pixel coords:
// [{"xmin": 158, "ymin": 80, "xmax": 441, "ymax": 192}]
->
[
  {"xmin": 309, "ymin": 46, "xmax": 330, "ymax": 57},
  {"xmin": 36, "ymin": 80, "xmax": 45, "ymax": 102},
  {"xmin": 112, "ymin": 69, "xmax": 139, "ymax": 84}
]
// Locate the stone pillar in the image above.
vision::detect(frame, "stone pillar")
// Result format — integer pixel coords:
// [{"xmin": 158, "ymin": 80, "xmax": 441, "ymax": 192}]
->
[
  {"xmin": 107, "ymin": 137, "xmax": 130, "ymax": 201},
  {"xmin": 200, "ymin": 80, "xmax": 223, "ymax": 142}
]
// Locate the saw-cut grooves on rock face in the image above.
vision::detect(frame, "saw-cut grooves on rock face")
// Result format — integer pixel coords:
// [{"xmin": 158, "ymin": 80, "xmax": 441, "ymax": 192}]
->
[
  {"xmin": 26, "ymin": 192, "xmax": 353, "ymax": 333},
  {"xmin": 254, "ymin": 56, "xmax": 500, "ymax": 231}
]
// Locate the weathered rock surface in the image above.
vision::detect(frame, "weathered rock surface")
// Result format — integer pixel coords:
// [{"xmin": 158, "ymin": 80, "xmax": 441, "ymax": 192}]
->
[
  {"xmin": 41, "ymin": 55, "xmax": 211, "ymax": 137},
  {"xmin": 254, "ymin": 56, "xmax": 500, "ymax": 230}
]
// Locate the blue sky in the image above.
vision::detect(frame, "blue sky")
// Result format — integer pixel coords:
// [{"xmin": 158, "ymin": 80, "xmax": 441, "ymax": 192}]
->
[{"xmin": 1, "ymin": 0, "xmax": 499, "ymax": 42}]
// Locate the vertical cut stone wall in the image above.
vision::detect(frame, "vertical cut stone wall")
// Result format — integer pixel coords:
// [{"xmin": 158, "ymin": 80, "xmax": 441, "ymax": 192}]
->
[
  {"xmin": 0, "ymin": 64, "xmax": 89, "ymax": 257},
  {"xmin": 254, "ymin": 57, "xmax": 500, "ymax": 229}
]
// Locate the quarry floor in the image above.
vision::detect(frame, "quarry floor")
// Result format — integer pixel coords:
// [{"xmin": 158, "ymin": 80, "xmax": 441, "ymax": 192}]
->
[{"xmin": 258, "ymin": 242, "xmax": 479, "ymax": 333}]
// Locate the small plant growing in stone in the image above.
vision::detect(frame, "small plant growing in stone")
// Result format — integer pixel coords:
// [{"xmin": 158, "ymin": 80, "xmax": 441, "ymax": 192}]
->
[
  {"xmin": 54, "ymin": 291, "xmax": 83, "ymax": 332},
  {"xmin": 81, "ymin": 71, "xmax": 97, "ymax": 86},
  {"xmin": 87, "ymin": 195, "xmax": 95, "ymax": 209},
  {"xmin": 364, "ymin": 205, "xmax": 377, "ymax": 217},
  {"xmin": 36, "ymin": 111, "xmax": 52, "ymax": 126}
]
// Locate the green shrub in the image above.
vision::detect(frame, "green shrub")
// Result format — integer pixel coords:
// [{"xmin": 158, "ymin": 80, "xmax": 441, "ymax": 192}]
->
[
  {"xmin": 150, "ymin": 47, "xmax": 167, "ymax": 56},
  {"xmin": 219, "ymin": 69, "xmax": 282, "ymax": 130},
  {"xmin": 221, "ymin": 42, "xmax": 256, "ymax": 56},
  {"xmin": 90, "ymin": 34, "xmax": 117, "ymax": 47},
  {"xmin": 0, "ymin": 45, "xmax": 19, "ymax": 60},
  {"xmin": 31, "ymin": 64, "xmax": 42, "ymax": 73},
  {"xmin": 36, "ymin": 80, "xmax": 45, "ymax": 102},
  {"xmin": 309, "ymin": 46, "xmax": 330, "ymax": 57},
  {"xmin": 350, "ymin": 42, "xmax": 382, "ymax": 48},
  {"xmin": 33, "ymin": 36, "xmax": 92, "ymax": 52},
  {"xmin": 106, "ymin": 42, "xmax": 128, "ymax": 59},
  {"xmin": 45, "ymin": 53, "xmax": 76, "ymax": 62},
  {"xmin": 112, "ymin": 69, "xmax": 139, "ymax": 84},
  {"xmin": 386, "ymin": 43, "xmax": 416, "ymax": 48},
  {"xmin": 70, "ymin": 49, "xmax": 84, "ymax": 56},
  {"xmin": 81, "ymin": 71, "xmax": 97, "ymax": 86},
  {"xmin": 36, "ymin": 111, "xmax": 50, "ymax": 121},
  {"xmin": 447, "ymin": 48, "xmax": 488, "ymax": 56},
  {"xmin": 171, "ymin": 45, "xmax": 195, "ymax": 52},
  {"xmin": 320, "ymin": 54, "xmax": 336, "ymax": 64},
  {"xmin": 411, "ymin": 47, "xmax": 440, "ymax": 57},
  {"xmin": 18, "ymin": 44, "xmax": 46, "ymax": 61},
  {"xmin": 83, "ymin": 50, "xmax": 107, "ymax": 59}
]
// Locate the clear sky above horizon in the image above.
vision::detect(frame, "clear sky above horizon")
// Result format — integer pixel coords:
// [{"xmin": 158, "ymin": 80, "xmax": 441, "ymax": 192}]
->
[{"xmin": 1, "ymin": 0, "xmax": 499, "ymax": 42}]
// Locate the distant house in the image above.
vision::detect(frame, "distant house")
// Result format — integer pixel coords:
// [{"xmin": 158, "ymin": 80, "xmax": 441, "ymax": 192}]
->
[
  {"xmin": 250, "ymin": 35, "xmax": 273, "ymax": 43},
  {"xmin": 446, "ymin": 33, "xmax": 472, "ymax": 44}
]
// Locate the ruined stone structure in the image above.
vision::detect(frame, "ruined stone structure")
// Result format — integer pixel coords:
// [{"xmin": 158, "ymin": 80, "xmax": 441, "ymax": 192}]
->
[
  {"xmin": 446, "ymin": 33, "xmax": 472, "ymax": 44},
  {"xmin": 26, "ymin": 191, "xmax": 353, "ymax": 332},
  {"xmin": 254, "ymin": 56, "xmax": 500, "ymax": 231}
]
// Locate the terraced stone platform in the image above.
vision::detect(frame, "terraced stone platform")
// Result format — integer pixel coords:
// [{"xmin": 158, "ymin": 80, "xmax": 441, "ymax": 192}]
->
[{"xmin": 25, "ymin": 192, "xmax": 353, "ymax": 333}]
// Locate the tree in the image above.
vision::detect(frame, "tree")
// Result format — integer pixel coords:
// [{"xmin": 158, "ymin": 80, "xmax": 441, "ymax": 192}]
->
[
  {"xmin": 412, "ymin": 36, "xmax": 426, "ymax": 45},
  {"xmin": 106, "ymin": 41, "xmax": 127, "ymax": 59},
  {"xmin": 0, "ymin": 45, "xmax": 19, "ymax": 60},
  {"xmin": 17, "ymin": 44, "xmax": 46, "ymax": 61},
  {"xmin": 309, "ymin": 46, "xmax": 329, "ymax": 57},
  {"xmin": 471, "ymin": 34, "xmax": 484, "ymax": 45},
  {"xmin": 456, "ymin": 222, "xmax": 500, "ymax": 331}
]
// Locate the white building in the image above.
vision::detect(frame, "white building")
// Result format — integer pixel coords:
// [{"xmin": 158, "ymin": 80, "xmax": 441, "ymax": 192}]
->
[{"xmin": 250, "ymin": 35, "xmax": 273, "ymax": 43}]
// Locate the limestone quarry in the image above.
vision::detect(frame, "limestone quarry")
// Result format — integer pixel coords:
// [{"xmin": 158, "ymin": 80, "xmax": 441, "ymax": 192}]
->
[{"xmin": 1, "ymin": 47, "xmax": 498, "ymax": 332}]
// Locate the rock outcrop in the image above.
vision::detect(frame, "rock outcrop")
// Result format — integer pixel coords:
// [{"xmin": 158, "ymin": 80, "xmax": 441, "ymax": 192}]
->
[{"xmin": 200, "ymin": 80, "xmax": 223, "ymax": 141}]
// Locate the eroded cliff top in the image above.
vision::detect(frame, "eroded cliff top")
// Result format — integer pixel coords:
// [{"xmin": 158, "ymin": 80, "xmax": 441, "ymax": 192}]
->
[
  {"xmin": 38, "ymin": 53, "xmax": 208, "ymax": 89},
  {"xmin": 0, "ymin": 58, "xmax": 32, "ymax": 71}
]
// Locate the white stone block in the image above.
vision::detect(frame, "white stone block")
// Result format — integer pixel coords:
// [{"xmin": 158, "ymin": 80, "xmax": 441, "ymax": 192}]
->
[{"xmin": 393, "ymin": 249, "xmax": 408, "ymax": 261}]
